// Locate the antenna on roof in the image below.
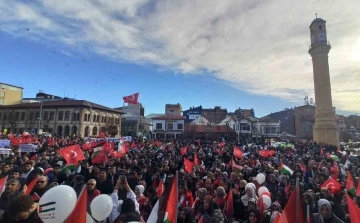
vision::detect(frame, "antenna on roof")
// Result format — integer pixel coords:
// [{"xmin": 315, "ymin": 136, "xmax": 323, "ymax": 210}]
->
[{"xmin": 315, "ymin": 13, "xmax": 318, "ymax": 18}]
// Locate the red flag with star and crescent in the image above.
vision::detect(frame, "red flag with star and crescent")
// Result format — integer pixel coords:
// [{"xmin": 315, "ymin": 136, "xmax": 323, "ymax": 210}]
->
[
  {"xmin": 233, "ymin": 147, "xmax": 243, "ymax": 159},
  {"xmin": 320, "ymin": 177, "xmax": 341, "ymax": 195},
  {"xmin": 123, "ymin": 93, "xmax": 139, "ymax": 104},
  {"xmin": 58, "ymin": 145, "xmax": 85, "ymax": 166}
]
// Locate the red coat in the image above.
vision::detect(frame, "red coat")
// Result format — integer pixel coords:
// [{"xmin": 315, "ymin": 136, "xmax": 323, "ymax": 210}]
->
[
  {"xmin": 137, "ymin": 195, "xmax": 147, "ymax": 206},
  {"xmin": 178, "ymin": 192, "xmax": 194, "ymax": 208},
  {"xmin": 87, "ymin": 189, "xmax": 101, "ymax": 206}
]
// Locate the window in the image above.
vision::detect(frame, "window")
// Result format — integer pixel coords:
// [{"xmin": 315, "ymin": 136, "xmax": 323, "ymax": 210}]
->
[
  {"xmin": 72, "ymin": 113, "xmax": 77, "ymax": 122},
  {"xmin": 0, "ymin": 112, "xmax": 2, "ymax": 121},
  {"xmin": 97, "ymin": 115, "xmax": 100, "ymax": 122},
  {"xmin": 65, "ymin": 111, "xmax": 70, "ymax": 121},
  {"xmin": 104, "ymin": 117, "xmax": 107, "ymax": 123},
  {"xmin": 43, "ymin": 111, "xmax": 49, "ymax": 120},
  {"xmin": 15, "ymin": 112, "xmax": 20, "ymax": 120},
  {"xmin": 167, "ymin": 123, "xmax": 173, "ymax": 130},
  {"xmin": 84, "ymin": 114, "xmax": 88, "ymax": 122},
  {"xmin": 170, "ymin": 109, "xmax": 174, "ymax": 112},
  {"xmin": 177, "ymin": 123, "xmax": 183, "ymax": 130},
  {"xmin": 156, "ymin": 123, "xmax": 162, "ymax": 130},
  {"xmin": 240, "ymin": 123, "xmax": 250, "ymax": 131},
  {"xmin": 101, "ymin": 116, "xmax": 104, "ymax": 123},
  {"xmin": 3, "ymin": 112, "xmax": 7, "ymax": 121},
  {"xmin": 20, "ymin": 112, "xmax": 26, "ymax": 121},
  {"xmin": 58, "ymin": 111, "xmax": 64, "ymax": 121},
  {"xmin": 35, "ymin": 112, "xmax": 40, "ymax": 119},
  {"xmin": 28, "ymin": 111, "xmax": 34, "ymax": 120},
  {"xmin": 49, "ymin": 111, "xmax": 55, "ymax": 121}
]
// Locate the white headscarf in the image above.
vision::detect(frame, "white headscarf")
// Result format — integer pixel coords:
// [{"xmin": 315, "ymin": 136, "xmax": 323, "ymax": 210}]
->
[{"xmin": 241, "ymin": 183, "xmax": 259, "ymax": 206}]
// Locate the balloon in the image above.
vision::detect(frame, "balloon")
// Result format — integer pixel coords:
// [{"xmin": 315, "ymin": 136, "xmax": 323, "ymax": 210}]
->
[
  {"xmin": 256, "ymin": 173, "xmax": 266, "ymax": 184},
  {"xmin": 87, "ymin": 213, "xmax": 95, "ymax": 223},
  {"xmin": 257, "ymin": 186, "xmax": 269, "ymax": 197},
  {"xmin": 261, "ymin": 194, "xmax": 272, "ymax": 209},
  {"xmin": 37, "ymin": 185, "xmax": 77, "ymax": 223},
  {"xmin": 90, "ymin": 194, "xmax": 112, "ymax": 221}
]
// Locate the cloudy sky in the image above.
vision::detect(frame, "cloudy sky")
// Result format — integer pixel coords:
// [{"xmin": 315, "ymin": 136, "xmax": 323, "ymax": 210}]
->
[{"xmin": 0, "ymin": 0, "xmax": 359, "ymax": 116}]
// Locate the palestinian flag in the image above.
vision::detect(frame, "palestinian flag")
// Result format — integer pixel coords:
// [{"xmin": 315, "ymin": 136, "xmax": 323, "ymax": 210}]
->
[
  {"xmin": 38, "ymin": 201, "xmax": 56, "ymax": 213},
  {"xmin": 60, "ymin": 165, "xmax": 77, "ymax": 175},
  {"xmin": 279, "ymin": 163, "xmax": 293, "ymax": 176},
  {"xmin": 346, "ymin": 171, "xmax": 356, "ymax": 196},
  {"xmin": 327, "ymin": 153, "xmax": 340, "ymax": 161},
  {"xmin": 147, "ymin": 174, "xmax": 178, "ymax": 223}
]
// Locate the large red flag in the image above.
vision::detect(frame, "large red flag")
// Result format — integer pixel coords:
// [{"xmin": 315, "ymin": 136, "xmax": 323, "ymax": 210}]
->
[
  {"xmin": 65, "ymin": 186, "xmax": 88, "ymax": 223},
  {"xmin": 156, "ymin": 180, "xmax": 164, "ymax": 197},
  {"xmin": 58, "ymin": 145, "xmax": 85, "ymax": 166},
  {"xmin": 233, "ymin": 147, "xmax": 243, "ymax": 159},
  {"xmin": 346, "ymin": 193, "xmax": 360, "ymax": 223},
  {"xmin": 183, "ymin": 158, "xmax": 193, "ymax": 174},
  {"xmin": 319, "ymin": 177, "xmax": 341, "ymax": 195},
  {"xmin": 123, "ymin": 93, "xmax": 139, "ymax": 104},
  {"xmin": 26, "ymin": 177, "xmax": 38, "ymax": 195},
  {"xmin": 276, "ymin": 182, "xmax": 304, "ymax": 223},
  {"xmin": 224, "ymin": 190, "xmax": 233, "ymax": 218}
]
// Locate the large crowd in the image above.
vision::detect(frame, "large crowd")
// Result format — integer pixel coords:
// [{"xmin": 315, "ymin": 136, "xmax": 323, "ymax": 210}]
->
[{"xmin": 0, "ymin": 132, "xmax": 358, "ymax": 223}]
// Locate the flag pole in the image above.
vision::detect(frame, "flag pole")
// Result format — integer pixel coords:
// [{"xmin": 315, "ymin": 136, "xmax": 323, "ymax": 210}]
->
[
  {"xmin": 296, "ymin": 177, "xmax": 299, "ymax": 223},
  {"xmin": 175, "ymin": 171, "xmax": 178, "ymax": 223}
]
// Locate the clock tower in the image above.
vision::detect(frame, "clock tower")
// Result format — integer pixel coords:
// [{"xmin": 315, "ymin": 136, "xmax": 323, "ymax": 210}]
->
[{"xmin": 308, "ymin": 17, "xmax": 339, "ymax": 147}]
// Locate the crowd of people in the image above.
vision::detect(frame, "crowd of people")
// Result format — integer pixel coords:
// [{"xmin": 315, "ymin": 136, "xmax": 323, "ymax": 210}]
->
[{"xmin": 0, "ymin": 132, "xmax": 358, "ymax": 223}]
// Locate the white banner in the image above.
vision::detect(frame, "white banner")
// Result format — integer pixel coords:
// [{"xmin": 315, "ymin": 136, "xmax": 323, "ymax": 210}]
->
[
  {"xmin": 0, "ymin": 148, "xmax": 11, "ymax": 155},
  {"xmin": 19, "ymin": 144, "xmax": 38, "ymax": 153},
  {"xmin": 121, "ymin": 136, "xmax": 132, "ymax": 142},
  {"xmin": 0, "ymin": 140, "xmax": 10, "ymax": 148}
]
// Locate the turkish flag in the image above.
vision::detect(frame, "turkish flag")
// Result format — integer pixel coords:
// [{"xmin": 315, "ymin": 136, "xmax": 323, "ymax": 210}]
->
[
  {"xmin": 123, "ymin": 93, "xmax": 139, "ymax": 104},
  {"xmin": 58, "ymin": 145, "xmax": 85, "ymax": 166},
  {"xmin": 233, "ymin": 147, "xmax": 243, "ymax": 159},
  {"xmin": 183, "ymin": 158, "xmax": 193, "ymax": 174},
  {"xmin": 320, "ymin": 177, "xmax": 341, "ymax": 195}
]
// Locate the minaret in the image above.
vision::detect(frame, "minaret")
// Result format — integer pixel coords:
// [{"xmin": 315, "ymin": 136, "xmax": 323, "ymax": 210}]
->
[{"xmin": 308, "ymin": 17, "xmax": 339, "ymax": 147}]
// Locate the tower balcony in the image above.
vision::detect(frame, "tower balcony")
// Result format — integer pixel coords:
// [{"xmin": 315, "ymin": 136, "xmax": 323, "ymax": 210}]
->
[{"xmin": 309, "ymin": 41, "xmax": 331, "ymax": 56}]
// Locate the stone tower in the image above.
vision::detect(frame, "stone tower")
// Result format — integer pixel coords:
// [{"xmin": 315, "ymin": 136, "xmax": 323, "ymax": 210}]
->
[{"xmin": 308, "ymin": 17, "xmax": 339, "ymax": 147}]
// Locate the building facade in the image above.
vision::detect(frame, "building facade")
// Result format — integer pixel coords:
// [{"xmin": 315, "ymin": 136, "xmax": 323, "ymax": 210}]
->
[
  {"xmin": 151, "ymin": 115, "xmax": 185, "ymax": 139},
  {"xmin": 201, "ymin": 106, "xmax": 228, "ymax": 124},
  {"xmin": 165, "ymin": 104, "xmax": 182, "ymax": 116},
  {"xmin": 115, "ymin": 103, "xmax": 151, "ymax": 137},
  {"xmin": 294, "ymin": 105, "xmax": 316, "ymax": 139},
  {"xmin": 0, "ymin": 83, "xmax": 23, "ymax": 106},
  {"xmin": 267, "ymin": 108, "xmax": 296, "ymax": 136},
  {"xmin": 183, "ymin": 106, "xmax": 202, "ymax": 121},
  {"xmin": 252, "ymin": 116, "xmax": 281, "ymax": 138},
  {"xmin": 0, "ymin": 100, "xmax": 123, "ymax": 137}
]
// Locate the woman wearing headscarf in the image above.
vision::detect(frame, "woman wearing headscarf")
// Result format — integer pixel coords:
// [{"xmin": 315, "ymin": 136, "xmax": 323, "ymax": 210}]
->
[
  {"xmin": 192, "ymin": 188, "xmax": 207, "ymax": 219},
  {"xmin": 313, "ymin": 199, "xmax": 344, "ymax": 223},
  {"xmin": 241, "ymin": 183, "xmax": 258, "ymax": 207},
  {"xmin": 263, "ymin": 202, "xmax": 282, "ymax": 223},
  {"xmin": 135, "ymin": 185, "xmax": 146, "ymax": 206},
  {"xmin": 215, "ymin": 186, "xmax": 227, "ymax": 210},
  {"xmin": 177, "ymin": 207, "xmax": 194, "ymax": 223}
]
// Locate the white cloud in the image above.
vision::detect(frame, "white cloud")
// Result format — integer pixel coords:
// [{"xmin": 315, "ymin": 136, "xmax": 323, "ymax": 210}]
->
[{"xmin": 0, "ymin": 0, "xmax": 359, "ymax": 112}]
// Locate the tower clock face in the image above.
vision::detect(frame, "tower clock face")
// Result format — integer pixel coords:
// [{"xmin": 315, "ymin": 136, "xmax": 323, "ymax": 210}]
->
[{"xmin": 319, "ymin": 33, "xmax": 326, "ymax": 41}]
